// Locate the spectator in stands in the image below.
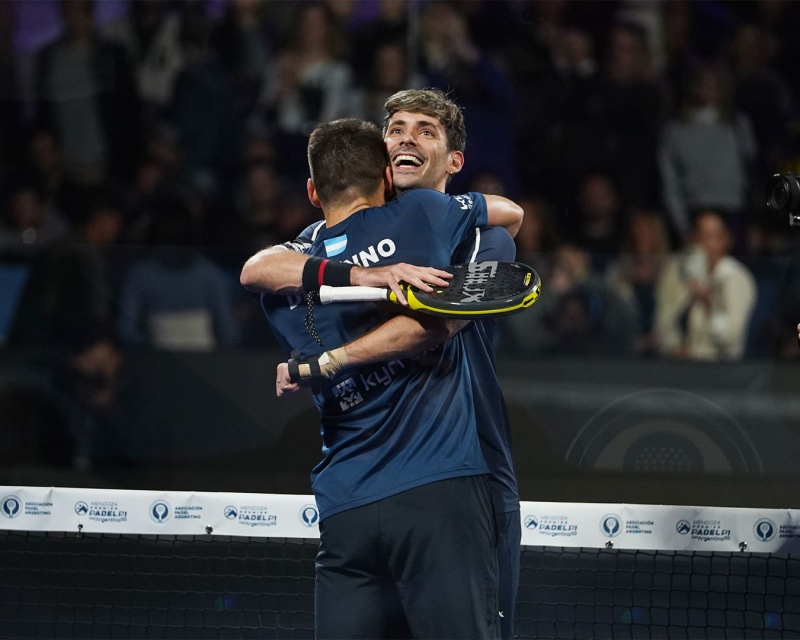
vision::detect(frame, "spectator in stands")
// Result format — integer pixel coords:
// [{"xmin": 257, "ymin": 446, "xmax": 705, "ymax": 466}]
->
[
  {"xmin": 251, "ymin": 2, "xmax": 356, "ymax": 178},
  {"xmin": 654, "ymin": 210, "xmax": 756, "ymax": 361},
  {"xmin": 418, "ymin": 2, "xmax": 520, "ymax": 197},
  {"xmin": 593, "ymin": 20, "xmax": 665, "ymax": 209},
  {"xmin": 749, "ymin": 0, "xmax": 800, "ymax": 117},
  {"xmin": 24, "ymin": 128, "xmax": 68, "ymax": 212},
  {"xmin": 355, "ymin": 40, "xmax": 422, "ymax": 127},
  {"xmin": 222, "ymin": 160, "xmax": 289, "ymax": 250},
  {"xmin": 7, "ymin": 188, "xmax": 124, "ymax": 349},
  {"xmin": 501, "ymin": 243, "xmax": 636, "ymax": 357},
  {"xmin": 564, "ymin": 169, "xmax": 627, "ymax": 275},
  {"xmin": 169, "ymin": 10, "xmax": 239, "ymax": 202},
  {"xmin": 606, "ymin": 209, "xmax": 672, "ymax": 357},
  {"xmin": 0, "ymin": 183, "xmax": 70, "ymax": 261},
  {"xmin": 727, "ymin": 21, "xmax": 793, "ymax": 181},
  {"xmin": 211, "ymin": 0, "xmax": 278, "ymax": 119},
  {"xmin": 58, "ymin": 332, "xmax": 126, "ymax": 471},
  {"xmin": 33, "ymin": 0, "xmax": 141, "ymax": 186},
  {"xmin": 659, "ymin": 0, "xmax": 701, "ymax": 117},
  {"xmin": 513, "ymin": 195, "xmax": 562, "ymax": 261},
  {"xmin": 349, "ymin": 0, "xmax": 409, "ymax": 84},
  {"xmin": 501, "ymin": 0, "xmax": 577, "ymax": 199},
  {"xmin": 658, "ymin": 62, "xmax": 757, "ymax": 250},
  {"xmin": 101, "ymin": 0, "xmax": 185, "ymax": 124},
  {"xmin": 117, "ymin": 196, "xmax": 240, "ymax": 351}
]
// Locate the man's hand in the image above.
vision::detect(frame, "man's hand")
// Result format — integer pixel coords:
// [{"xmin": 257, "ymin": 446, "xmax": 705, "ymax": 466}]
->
[
  {"xmin": 276, "ymin": 362, "xmax": 301, "ymax": 397},
  {"xmin": 350, "ymin": 263, "xmax": 452, "ymax": 305}
]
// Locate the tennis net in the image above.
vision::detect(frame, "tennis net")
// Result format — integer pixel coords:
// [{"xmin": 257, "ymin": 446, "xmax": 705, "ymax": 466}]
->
[{"xmin": 2, "ymin": 487, "xmax": 799, "ymax": 639}]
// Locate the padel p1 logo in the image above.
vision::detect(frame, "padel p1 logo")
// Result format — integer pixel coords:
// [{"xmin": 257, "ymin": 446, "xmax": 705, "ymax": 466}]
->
[
  {"xmin": 299, "ymin": 504, "xmax": 319, "ymax": 527},
  {"xmin": 1, "ymin": 496, "xmax": 21, "ymax": 519},
  {"xmin": 523, "ymin": 515, "xmax": 538, "ymax": 530}
]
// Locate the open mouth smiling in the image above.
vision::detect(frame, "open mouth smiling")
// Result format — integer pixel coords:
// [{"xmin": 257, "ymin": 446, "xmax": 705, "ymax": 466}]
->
[{"xmin": 393, "ymin": 154, "xmax": 424, "ymax": 169}]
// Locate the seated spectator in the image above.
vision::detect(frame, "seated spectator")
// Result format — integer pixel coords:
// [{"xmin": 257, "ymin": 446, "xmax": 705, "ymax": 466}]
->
[
  {"xmin": 117, "ymin": 197, "xmax": 240, "ymax": 351},
  {"xmin": 0, "ymin": 183, "xmax": 70, "ymax": 260},
  {"xmin": 513, "ymin": 195, "xmax": 562, "ymax": 262},
  {"xmin": 606, "ymin": 209, "xmax": 672, "ymax": 357},
  {"xmin": 220, "ymin": 160, "xmax": 290, "ymax": 250},
  {"xmin": 6, "ymin": 187, "xmax": 124, "ymax": 349},
  {"xmin": 564, "ymin": 169, "xmax": 627, "ymax": 274},
  {"xmin": 501, "ymin": 243, "xmax": 636, "ymax": 357},
  {"xmin": 654, "ymin": 210, "xmax": 756, "ymax": 361},
  {"xmin": 24, "ymin": 128, "xmax": 68, "ymax": 211}
]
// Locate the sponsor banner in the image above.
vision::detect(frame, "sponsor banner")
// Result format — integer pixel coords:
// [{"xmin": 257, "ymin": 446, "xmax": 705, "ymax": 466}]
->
[
  {"xmin": 2, "ymin": 488, "xmax": 799, "ymax": 552},
  {"xmin": 520, "ymin": 502, "xmax": 800, "ymax": 553},
  {"xmin": 0, "ymin": 487, "xmax": 319, "ymax": 538}
]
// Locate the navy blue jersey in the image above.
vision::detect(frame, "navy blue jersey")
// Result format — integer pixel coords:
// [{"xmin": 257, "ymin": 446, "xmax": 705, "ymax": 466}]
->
[
  {"xmin": 453, "ymin": 227, "xmax": 520, "ymax": 513},
  {"xmin": 262, "ymin": 189, "xmax": 491, "ymax": 520}
]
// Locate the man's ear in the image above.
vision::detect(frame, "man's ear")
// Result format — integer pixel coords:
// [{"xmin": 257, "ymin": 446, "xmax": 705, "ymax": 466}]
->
[
  {"xmin": 307, "ymin": 178, "xmax": 322, "ymax": 209},
  {"xmin": 383, "ymin": 165, "xmax": 395, "ymax": 200},
  {"xmin": 448, "ymin": 150, "xmax": 465, "ymax": 176}
]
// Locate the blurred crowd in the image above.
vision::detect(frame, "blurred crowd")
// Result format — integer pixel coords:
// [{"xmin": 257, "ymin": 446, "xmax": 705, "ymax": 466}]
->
[{"xmin": 2, "ymin": 0, "xmax": 800, "ymax": 369}]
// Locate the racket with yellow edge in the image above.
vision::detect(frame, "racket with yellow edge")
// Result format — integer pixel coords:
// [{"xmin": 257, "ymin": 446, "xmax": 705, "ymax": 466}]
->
[{"xmin": 318, "ymin": 261, "xmax": 540, "ymax": 318}]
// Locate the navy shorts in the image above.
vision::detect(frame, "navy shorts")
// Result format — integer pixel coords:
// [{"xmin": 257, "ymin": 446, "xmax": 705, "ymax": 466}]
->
[{"xmin": 315, "ymin": 475, "xmax": 498, "ymax": 639}]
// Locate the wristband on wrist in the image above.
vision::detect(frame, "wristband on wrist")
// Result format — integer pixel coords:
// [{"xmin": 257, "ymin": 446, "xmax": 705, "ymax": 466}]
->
[
  {"xmin": 287, "ymin": 347, "xmax": 349, "ymax": 383},
  {"xmin": 301, "ymin": 257, "xmax": 352, "ymax": 291}
]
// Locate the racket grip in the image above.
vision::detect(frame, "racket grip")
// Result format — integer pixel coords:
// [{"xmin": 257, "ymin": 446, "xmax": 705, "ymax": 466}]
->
[{"xmin": 318, "ymin": 285, "xmax": 390, "ymax": 304}]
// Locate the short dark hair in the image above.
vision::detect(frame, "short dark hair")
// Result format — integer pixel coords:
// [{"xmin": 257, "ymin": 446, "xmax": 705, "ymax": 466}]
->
[
  {"xmin": 383, "ymin": 88, "xmax": 466, "ymax": 153},
  {"xmin": 307, "ymin": 119, "xmax": 389, "ymax": 207}
]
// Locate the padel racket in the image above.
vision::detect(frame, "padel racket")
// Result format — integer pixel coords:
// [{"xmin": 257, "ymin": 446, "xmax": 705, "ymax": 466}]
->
[{"xmin": 318, "ymin": 261, "xmax": 541, "ymax": 318}]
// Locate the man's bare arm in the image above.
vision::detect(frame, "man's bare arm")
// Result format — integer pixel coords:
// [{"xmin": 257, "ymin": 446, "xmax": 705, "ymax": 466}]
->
[
  {"xmin": 240, "ymin": 245, "xmax": 452, "ymax": 303},
  {"xmin": 485, "ymin": 195, "xmax": 524, "ymax": 238},
  {"xmin": 277, "ymin": 313, "xmax": 465, "ymax": 396}
]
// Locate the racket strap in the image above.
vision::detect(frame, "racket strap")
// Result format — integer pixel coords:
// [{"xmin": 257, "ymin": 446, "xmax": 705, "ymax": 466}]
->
[{"xmin": 287, "ymin": 347, "xmax": 349, "ymax": 384}]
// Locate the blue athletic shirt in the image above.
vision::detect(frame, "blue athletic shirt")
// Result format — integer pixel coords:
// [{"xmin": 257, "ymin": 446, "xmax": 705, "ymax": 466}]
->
[
  {"xmin": 453, "ymin": 227, "xmax": 520, "ymax": 513},
  {"xmin": 261, "ymin": 189, "xmax": 491, "ymax": 521}
]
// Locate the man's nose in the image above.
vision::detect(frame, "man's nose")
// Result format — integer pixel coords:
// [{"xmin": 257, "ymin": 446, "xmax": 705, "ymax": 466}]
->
[{"xmin": 399, "ymin": 130, "xmax": 417, "ymax": 145}]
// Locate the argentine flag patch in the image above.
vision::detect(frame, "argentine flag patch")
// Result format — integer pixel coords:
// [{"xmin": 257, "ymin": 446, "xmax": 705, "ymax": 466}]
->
[{"xmin": 324, "ymin": 235, "xmax": 348, "ymax": 257}]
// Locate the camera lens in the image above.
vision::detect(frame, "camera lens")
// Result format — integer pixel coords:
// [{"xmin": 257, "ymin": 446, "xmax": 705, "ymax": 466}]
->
[{"xmin": 766, "ymin": 173, "xmax": 800, "ymax": 214}]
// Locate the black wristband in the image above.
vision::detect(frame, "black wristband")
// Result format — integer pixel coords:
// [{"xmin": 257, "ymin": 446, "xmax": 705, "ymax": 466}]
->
[
  {"xmin": 322, "ymin": 260, "xmax": 353, "ymax": 287},
  {"xmin": 302, "ymin": 257, "xmax": 325, "ymax": 292},
  {"xmin": 302, "ymin": 256, "xmax": 352, "ymax": 291}
]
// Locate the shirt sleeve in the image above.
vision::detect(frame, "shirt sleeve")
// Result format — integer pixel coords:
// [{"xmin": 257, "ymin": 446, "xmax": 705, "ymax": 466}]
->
[
  {"xmin": 281, "ymin": 221, "xmax": 324, "ymax": 253},
  {"xmin": 414, "ymin": 190, "xmax": 489, "ymax": 250}
]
